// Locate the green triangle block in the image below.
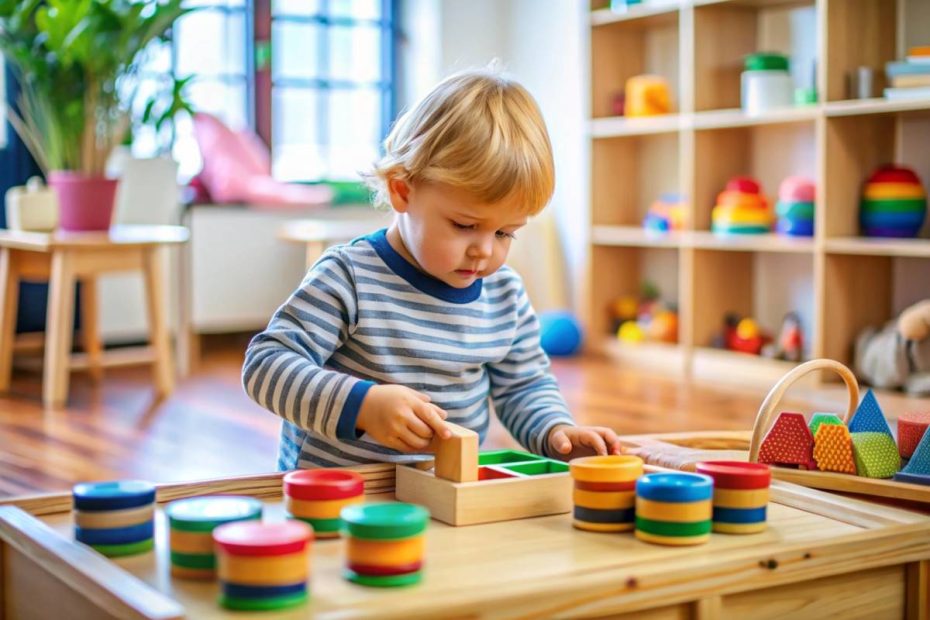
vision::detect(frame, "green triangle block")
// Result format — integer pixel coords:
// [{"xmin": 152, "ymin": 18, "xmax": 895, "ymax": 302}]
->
[
  {"xmin": 848, "ymin": 390, "xmax": 893, "ymax": 437},
  {"xmin": 902, "ymin": 427, "xmax": 930, "ymax": 475},
  {"xmin": 851, "ymin": 432, "xmax": 900, "ymax": 478},
  {"xmin": 809, "ymin": 413, "xmax": 844, "ymax": 437}
]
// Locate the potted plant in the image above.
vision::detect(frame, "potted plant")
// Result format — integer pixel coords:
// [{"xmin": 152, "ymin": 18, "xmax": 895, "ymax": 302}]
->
[{"xmin": 0, "ymin": 0, "xmax": 188, "ymax": 231}]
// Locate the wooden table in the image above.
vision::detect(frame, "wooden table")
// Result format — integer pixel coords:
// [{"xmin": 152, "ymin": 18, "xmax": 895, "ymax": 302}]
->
[
  {"xmin": 1, "ymin": 464, "xmax": 928, "ymax": 619},
  {"xmin": 0, "ymin": 225, "xmax": 189, "ymax": 407},
  {"xmin": 278, "ymin": 212, "xmax": 391, "ymax": 268}
]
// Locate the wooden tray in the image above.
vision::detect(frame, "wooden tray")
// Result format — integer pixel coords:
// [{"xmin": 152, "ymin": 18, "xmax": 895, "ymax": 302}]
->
[{"xmin": 621, "ymin": 359, "xmax": 930, "ymax": 506}]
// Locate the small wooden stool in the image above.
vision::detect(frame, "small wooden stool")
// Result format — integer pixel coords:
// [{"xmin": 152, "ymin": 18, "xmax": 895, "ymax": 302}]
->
[
  {"xmin": 278, "ymin": 214, "xmax": 391, "ymax": 268},
  {"xmin": 0, "ymin": 225, "xmax": 189, "ymax": 407}
]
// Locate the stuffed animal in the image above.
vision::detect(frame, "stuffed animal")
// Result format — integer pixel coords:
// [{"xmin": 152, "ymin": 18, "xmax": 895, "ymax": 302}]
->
[{"xmin": 854, "ymin": 299, "xmax": 930, "ymax": 395}]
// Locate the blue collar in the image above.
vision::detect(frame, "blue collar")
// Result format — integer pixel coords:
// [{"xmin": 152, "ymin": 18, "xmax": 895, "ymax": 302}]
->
[{"xmin": 367, "ymin": 228, "xmax": 483, "ymax": 303}]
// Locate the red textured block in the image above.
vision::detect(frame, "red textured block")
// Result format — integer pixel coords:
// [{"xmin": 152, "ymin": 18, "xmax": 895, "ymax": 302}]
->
[
  {"xmin": 898, "ymin": 412, "xmax": 930, "ymax": 459},
  {"xmin": 758, "ymin": 412, "xmax": 816, "ymax": 470}
]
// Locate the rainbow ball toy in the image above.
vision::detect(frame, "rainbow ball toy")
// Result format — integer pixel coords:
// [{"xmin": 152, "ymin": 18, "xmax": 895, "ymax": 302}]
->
[
  {"xmin": 696, "ymin": 461, "xmax": 771, "ymax": 534},
  {"xmin": 634, "ymin": 472, "xmax": 714, "ymax": 546},
  {"xmin": 860, "ymin": 165, "xmax": 927, "ymax": 238},
  {"xmin": 570, "ymin": 455, "xmax": 643, "ymax": 532},
  {"xmin": 283, "ymin": 469, "xmax": 365, "ymax": 539},
  {"xmin": 213, "ymin": 520, "xmax": 313, "ymax": 611},
  {"xmin": 711, "ymin": 176, "xmax": 772, "ymax": 235},
  {"xmin": 72, "ymin": 480, "xmax": 156, "ymax": 557},
  {"xmin": 775, "ymin": 176, "xmax": 815, "ymax": 237}
]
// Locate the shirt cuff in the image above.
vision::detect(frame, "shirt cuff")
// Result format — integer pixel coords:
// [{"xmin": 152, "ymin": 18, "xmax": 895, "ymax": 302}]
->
[{"xmin": 335, "ymin": 380, "xmax": 376, "ymax": 440}]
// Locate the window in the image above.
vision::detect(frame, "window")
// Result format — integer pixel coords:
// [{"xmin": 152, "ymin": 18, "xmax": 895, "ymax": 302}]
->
[{"xmin": 271, "ymin": 0, "xmax": 395, "ymax": 181}]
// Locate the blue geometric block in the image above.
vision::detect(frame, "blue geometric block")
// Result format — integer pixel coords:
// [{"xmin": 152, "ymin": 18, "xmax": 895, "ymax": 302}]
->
[
  {"xmin": 901, "ymin": 427, "xmax": 930, "ymax": 475},
  {"xmin": 848, "ymin": 389, "xmax": 893, "ymax": 437},
  {"xmin": 893, "ymin": 471, "xmax": 930, "ymax": 486}
]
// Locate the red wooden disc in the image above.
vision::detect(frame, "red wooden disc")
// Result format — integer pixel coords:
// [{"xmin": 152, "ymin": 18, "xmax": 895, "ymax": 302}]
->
[
  {"xmin": 213, "ymin": 521, "xmax": 313, "ymax": 556},
  {"xmin": 283, "ymin": 469, "xmax": 365, "ymax": 501},
  {"xmin": 573, "ymin": 479, "xmax": 636, "ymax": 492},
  {"xmin": 869, "ymin": 166, "xmax": 920, "ymax": 185},
  {"xmin": 695, "ymin": 461, "xmax": 771, "ymax": 489},
  {"xmin": 346, "ymin": 560, "xmax": 423, "ymax": 576}
]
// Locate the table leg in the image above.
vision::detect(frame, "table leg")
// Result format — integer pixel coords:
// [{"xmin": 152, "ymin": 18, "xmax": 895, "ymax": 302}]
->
[
  {"xmin": 44, "ymin": 251, "xmax": 77, "ymax": 408},
  {"xmin": 80, "ymin": 276, "xmax": 103, "ymax": 382},
  {"xmin": 143, "ymin": 247, "xmax": 174, "ymax": 396},
  {"xmin": 0, "ymin": 248, "xmax": 20, "ymax": 393}
]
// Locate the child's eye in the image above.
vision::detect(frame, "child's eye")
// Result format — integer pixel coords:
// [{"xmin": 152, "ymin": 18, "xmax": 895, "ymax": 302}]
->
[
  {"xmin": 496, "ymin": 230, "xmax": 516, "ymax": 240},
  {"xmin": 452, "ymin": 221, "xmax": 475, "ymax": 230}
]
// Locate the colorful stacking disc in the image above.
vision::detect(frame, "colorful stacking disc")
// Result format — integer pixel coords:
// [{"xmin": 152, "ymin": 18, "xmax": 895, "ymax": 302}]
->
[
  {"xmin": 341, "ymin": 503, "xmax": 428, "ymax": 588},
  {"xmin": 570, "ymin": 455, "xmax": 642, "ymax": 532},
  {"xmin": 341, "ymin": 503, "xmax": 429, "ymax": 541},
  {"xmin": 860, "ymin": 165, "xmax": 927, "ymax": 238},
  {"xmin": 283, "ymin": 469, "xmax": 365, "ymax": 538},
  {"xmin": 214, "ymin": 519, "xmax": 313, "ymax": 556},
  {"xmin": 696, "ymin": 461, "xmax": 770, "ymax": 534},
  {"xmin": 167, "ymin": 496, "xmax": 263, "ymax": 579},
  {"xmin": 73, "ymin": 480, "xmax": 156, "ymax": 511},
  {"xmin": 634, "ymin": 473, "xmax": 713, "ymax": 546},
  {"xmin": 72, "ymin": 480, "xmax": 156, "ymax": 557}
]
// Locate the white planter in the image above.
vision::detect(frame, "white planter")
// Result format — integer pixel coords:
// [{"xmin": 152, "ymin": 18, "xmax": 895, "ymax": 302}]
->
[{"xmin": 4, "ymin": 176, "xmax": 59, "ymax": 231}]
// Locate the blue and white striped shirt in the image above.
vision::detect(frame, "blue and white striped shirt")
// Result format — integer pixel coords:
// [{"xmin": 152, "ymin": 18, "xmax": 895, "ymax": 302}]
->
[{"xmin": 242, "ymin": 228, "xmax": 575, "ymax": 469}]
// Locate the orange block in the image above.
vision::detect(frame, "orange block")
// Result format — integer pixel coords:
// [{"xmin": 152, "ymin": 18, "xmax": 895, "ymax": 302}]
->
[
  {"xmin": 430, "ymin": 422, "xmax": 479, "ymax": 482},
  {"xmin": 813, "ymin": 423, "xmax": 857, "ymax": 474}
]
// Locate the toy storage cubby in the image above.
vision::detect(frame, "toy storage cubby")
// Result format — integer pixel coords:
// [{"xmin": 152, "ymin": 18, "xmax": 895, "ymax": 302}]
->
[{"xmin": 587, "ymin": 0, "xmax": 930, "ymax": 389}]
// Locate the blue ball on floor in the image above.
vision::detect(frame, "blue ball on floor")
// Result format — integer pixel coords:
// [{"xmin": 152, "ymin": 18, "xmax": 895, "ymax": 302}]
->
[{"xmin": 538, "ymin": 311, "xmax": 583, "ymax": 357}]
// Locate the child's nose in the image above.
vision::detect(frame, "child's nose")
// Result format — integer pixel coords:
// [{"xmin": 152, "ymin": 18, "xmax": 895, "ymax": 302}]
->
[{"xmin": 468, "ymin": 236, "xmax": 493, "ymax": 258}]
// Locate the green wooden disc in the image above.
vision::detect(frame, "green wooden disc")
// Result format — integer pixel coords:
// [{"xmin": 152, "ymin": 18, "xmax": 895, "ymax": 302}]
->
[
  {"xmin": 341, "ymin": 504, "xmax": 429, "ymax": 540},
  {"xmin": 90, "ymin": 537, "xmax": 154, "ymax": 557},
  {"xmin": 344, "ymin": 569, "xmax": 423, "ymax": 588},
  {"xmin": 635, "ymin": 517, "xmax": 712, "ymax": 537},
  {"xmin": 219, "ymin": 591, "xmax": 308, "ymax": 611},
  {"xmin": 290, "ymin": 516, "xmax": 343, "ymax": 533},
  {"xmin": 166, "ymin": 496, "xmax": 263, "ymax": 532},
  {"xmin": 169, "ymin": 551, "xmax": 216, "ymax": 569}
]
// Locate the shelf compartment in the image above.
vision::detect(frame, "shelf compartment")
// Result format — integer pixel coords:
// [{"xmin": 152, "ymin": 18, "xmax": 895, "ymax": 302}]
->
[
  {"xmin": 823, "ymin": 0, "xmax": 896, "ymax": 102},
  {"xmin": 592, "ymin": 134, "xmax": 681, "ymax": 227},
  {"xmin": 591, "ymin": 225, "xmax": 685, "ymax": 248},
  {"xmin": 590, "ymin": 114, "xmax": 684, "ymax": 138},
  {"xmin": 690, "ymin": 347, "xmax": 808, "ymax": 389},
  {"xmin": 590, "ymin": 3, "xmax": 680, "ymax": 27},
  {"xmin": 693, "ymin": 122, "xmax": 816, "ymax": 231},
  {"xmin": 693, "ymin": 0, "xmax": 816, "ymax": 112},
  {"xmin": 688, "ymin": 231, "xmax": 814, "ymax": 253},
  {"xmin": 824, "ymin": 237, "xmax": 930, "ymax": 259},
  {"xmin": 692, "ymin": 106, "xmax": 818, "ymax": 129},
  {"xmin": 591, "ymin": 8, "xmax": 679, "ymax": 119}
]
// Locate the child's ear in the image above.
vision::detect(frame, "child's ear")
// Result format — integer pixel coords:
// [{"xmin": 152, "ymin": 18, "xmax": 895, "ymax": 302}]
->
[{"xmin": 387, "ymin": 178, "xmax": 412, "ymax": 213}]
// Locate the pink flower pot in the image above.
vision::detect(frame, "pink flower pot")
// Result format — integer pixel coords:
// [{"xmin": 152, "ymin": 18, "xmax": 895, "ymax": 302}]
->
[{"xmin": 48, "ymin": 171, "xmax": 119, "ymax": 232}]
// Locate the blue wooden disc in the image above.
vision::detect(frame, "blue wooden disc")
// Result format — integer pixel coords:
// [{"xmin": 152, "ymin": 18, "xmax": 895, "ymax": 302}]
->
[
  {"xmin": 73, "ymin": 481, "xmax": 156, "ymax": 512},
  {"xmin": 712, "ymin": 506, "xmax": 767, "ymax": 524},
  {"xmin": 860, "ymin": 210, "xmax": 925, "ymax": 228},
  {"xmin": 221, "ymin": 582, "xmax": 307, "ymax": 599},
  {"xmin": 572, "ymin": 506, "xmax": 635, "ymax": 524},
  {"xmin": 636, "ymin": 473, "xmax": 714, "ymax": 503},
  {"xmin": 75, "ymin": 520, "xmax": 154, "ymax": 545}
]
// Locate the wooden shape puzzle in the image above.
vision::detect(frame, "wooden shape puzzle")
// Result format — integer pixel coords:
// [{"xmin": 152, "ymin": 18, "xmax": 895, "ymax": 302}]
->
[
  {"xmin": 808, "ymin": 412, "xmax": 843, "ymax": 437},
  {"xmin": 758, "ymin": 412, "xmax": 816, "ymax": 469},
  {"xmin": 430, "ymin": 423, "xmax": 478, "ymax": 483},
  {"xmin": 898, "ymin": 412, "xmax": 930, "ymax": 459},
  {"xmin": 812, "ymin": 424, "xmax": 856, "ymax": 474},
  {"xmin": 851, "ymin": 432, "xmax": 900, "ymax": 479},
  {"xmin": 395, "ymin": 443, "xmax": 571, "ymax": 526},
  {"xmin": 848, "ymin": 390, "xmax": 893, "ymax": 436}
]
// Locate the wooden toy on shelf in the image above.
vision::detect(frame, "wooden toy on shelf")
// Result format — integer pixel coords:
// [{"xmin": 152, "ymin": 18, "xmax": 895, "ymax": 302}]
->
[
  {"xmin": 395, "ymin": 423, "xmax": 572, "ymax": 526},
  {"xmin": 775, "ymin": 176, "xmax": 815, "ymax": 237},
  {"xmin": 711, "ymin": 176, "xmax": 772, "ymax": 235},
  {"xmin": 643, "ymin": 192, "xmax": 687, "ymax": 232},
  {"xmin": 859, "ymin": 165, "xmax": 927, "ymax": 238},
  {"xmin": 624, "ymin": 74, "xmax": 671, "ymax": 117}
]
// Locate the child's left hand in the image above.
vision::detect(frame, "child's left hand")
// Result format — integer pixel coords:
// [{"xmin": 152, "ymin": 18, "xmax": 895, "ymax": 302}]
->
[{"xmin": 547, "ymin": 424, "xmax": 622, "ymax": 460}]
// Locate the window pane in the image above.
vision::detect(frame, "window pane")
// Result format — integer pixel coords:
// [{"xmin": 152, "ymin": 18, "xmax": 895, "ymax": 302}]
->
[
  {"xmin": 329, "ymin": 0, "xmax": 382, "ymax": 20},
  {"xmin": 175, "ymin": 9, "xmax": 247, "ymax": 77},
  {"xmin": 272, "ymin": 0, "xmax": 322, "ymax": 17},
  {"xmin": 329, "ymin": 24, "xmax": 383, "ymax": 83},
  {"xmin": 186, "ymin": 0, "xmax": 246, "ymax": 8},
  {"xmin": 272, "ymin": 88, "xmax": 324, "ymax": 181},
  {"xmin": 327, "ymin": 88, "xmax": 381, "ymax": 180},
  {"xmin": 272, "ymin": 21, "xmax": 321, "ymax": 81}
]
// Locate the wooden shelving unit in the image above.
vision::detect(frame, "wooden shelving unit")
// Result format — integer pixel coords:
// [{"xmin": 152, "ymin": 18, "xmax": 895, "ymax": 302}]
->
[{"xmin": 587, "ymin": 0, "xmax": 930, "ymax": 388}]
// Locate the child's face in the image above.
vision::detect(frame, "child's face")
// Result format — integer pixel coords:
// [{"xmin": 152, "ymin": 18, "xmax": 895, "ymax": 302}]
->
[{"xmin": 388, "ymin": 180, "xmax": 527, "ymax": 288}]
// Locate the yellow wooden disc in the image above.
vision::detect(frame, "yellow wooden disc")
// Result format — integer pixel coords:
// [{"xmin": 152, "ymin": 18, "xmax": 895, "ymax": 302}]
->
[
  {"xmin": 314, "ymin": 530, "xmax": 342, "ymax": 540},
  {"xmin": 713, "ymin": 521, "xmax": 767, "ymax": 535},
  {"xmin": 73, "ymin": 504, "xmax": 154, "ymax": 529},
  {"xmin": 712, "ymin": 487, "xmax": 769, "ymax": 509},
  {"xmin": 712, "ymin": 205, "xmax": 772, "ymax": 225},
  {"xmin": 346, "ymin": 535, "xmax": 425, "ymax": 567},
  {"xmin": 169, "ymin": 529, "xmax": 215, "ymax": 555},
  {"xmin": 284, "ymin": 494, "xmax": 363, "ymax": 519},
  {"xmin": 573, "ymin": 488, "xmax": 636, "ymax": 510},
  {"xmin": 635, "ymin": 498, "xmax": 712, "ymax": 522},
  {"xmin": 170, "ymin": 565, "xmax": 216, "ymax": 580},
  {"xmin": 634, "ymin": 530, "xmax": 710, "ymax": 546},
  {"xmin": 217, "ymin": 550, "xmax": 309, "ymax": 585},
  {"xmin": 864, "ymin": 182, "xmax": 926, "ymax": 199},
  {"xmin": 570, "ymin": 455, "xmax": 643, "ymax": 483},
  {"xmin": 572, "ymin": 520, "xmax": 634, "ymax": 533}
]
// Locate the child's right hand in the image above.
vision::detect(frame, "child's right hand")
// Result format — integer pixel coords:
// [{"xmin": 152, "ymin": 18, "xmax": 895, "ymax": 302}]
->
[{"xmin": 356, "ymin": 384, "xmax": 451, "ymax": 452}]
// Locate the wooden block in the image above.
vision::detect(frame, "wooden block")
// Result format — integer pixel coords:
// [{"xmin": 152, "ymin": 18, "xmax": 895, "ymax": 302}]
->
[
  {"xmin": 430, "ymin": 422, "xmax": 478, "ymax": 483},
  {"xmin": 813, "ymin": 424, "xmax": 857, "ymax": 475},
  {"xmin": 851, "ymin": 432, "xmax": 900, "ymax": 479},
  {"xmin": 395, "ymin": 463, "xmax": 571, "ymax": 526},
  {"xmin": 758, "ymin": 412, "xmax": 816, "ymax": 470},
  {"xmin": 898, "ymin": 412, "xmax": 930, "ymax": 459},
  {"xmin": 848, "ymin": 389, "xmax": 893, "ymax": 437}
]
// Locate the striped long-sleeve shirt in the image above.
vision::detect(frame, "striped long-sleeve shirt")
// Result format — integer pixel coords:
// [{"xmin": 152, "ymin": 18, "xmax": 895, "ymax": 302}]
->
[{"xmin": 242, "ymin": 228, "xmax": 575, "ymax": 469}]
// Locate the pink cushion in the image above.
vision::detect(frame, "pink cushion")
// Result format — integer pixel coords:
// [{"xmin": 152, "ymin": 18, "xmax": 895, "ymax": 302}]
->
[{"xmin": 193, "ymin": 112, "xmax": 331, "ymax": 207}]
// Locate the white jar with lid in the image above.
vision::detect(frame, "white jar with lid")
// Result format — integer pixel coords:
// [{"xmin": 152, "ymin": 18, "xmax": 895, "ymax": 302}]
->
[
  {"xmin": 4, "ymin": 176, "xmax": 59, "ymax": 231},
  {"xmin": 741, "ymin": 53, "xmax": 794, "ymax": 115}
]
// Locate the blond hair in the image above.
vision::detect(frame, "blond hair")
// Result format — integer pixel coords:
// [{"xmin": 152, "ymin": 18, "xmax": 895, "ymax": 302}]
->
[{"xmin": 367, "ymin": 68, "xmax": 554, "ymax": 215}]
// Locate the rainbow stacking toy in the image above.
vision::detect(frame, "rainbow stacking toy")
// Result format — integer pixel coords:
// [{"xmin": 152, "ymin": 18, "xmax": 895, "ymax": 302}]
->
[
  {"xmin": 696, "ymin": 461, "xmax": 771, "ymax": 534},
  {"xmin": 860, "ymin": 165, "xmax": 927, "ymax": 238},
  {"xmin": 72, "ymin": 480, "xmax": 156, "ymax": 558},
  {"xmin": 775, "ymin": 176, "xmax": 815, "ymax": 237},
  {"xmin": 711, "ymin": 176, "xmax": 772, "ymax": 234},
  {"xmin": 283, "ymin": 469, "xmax": 365, "ymax": 539},
  {"xmin": 570, "ymin": 455, "xmax": 642, "ymax": 532},
  {"xmin": 341, "ymin": 503, "xmax": 429, "ymax": 587},
  {"xmin": 634, "ymin": 472, "xmax": 713, "ymax": 546}
]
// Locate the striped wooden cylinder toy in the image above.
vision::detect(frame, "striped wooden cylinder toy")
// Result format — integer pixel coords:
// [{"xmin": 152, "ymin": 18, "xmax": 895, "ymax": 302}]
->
[
  {"xmin": 341, "ymin": 503, "xmax": 429, "ymax": 587},
  {"xmin": 696, "ymin": 461, "xmax": 771, "ymax": 534},
  {"xmin": 859, "ymin": 165, "xmax": 927, "ymax": 238},
  {"xmin": 283, "ymin": 469, "xmax": 365, "ymax": 538},
  {"xmin": 634, "ymin": 472, "xmax": 713, "ymax": 546},
  {"xmin": 166, "ymin": 496, "xmax": 263, "ymax": 579},
  {"xmin": 72, "ymin": 480, "xmax": 156, "ymax": 557},
  {"xmin": 569, "ymin": 455, "xmax": 643, "ymax": 532},
  {"xmin": 213, "ymin": 520, "xmax": 313, "ymax": 611}
]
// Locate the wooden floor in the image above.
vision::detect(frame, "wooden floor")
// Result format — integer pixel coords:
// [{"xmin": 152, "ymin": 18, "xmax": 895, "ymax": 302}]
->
[{"xmin": 1, "ymin": 335, "xmax": 927, "ymax": 498}]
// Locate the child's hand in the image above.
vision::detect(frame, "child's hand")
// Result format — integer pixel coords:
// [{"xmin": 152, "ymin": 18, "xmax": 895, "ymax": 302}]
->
[
  {"xmin": 356, "ymin": 385, "xmax": 450, "ymax": 452},
  {"xmin": 547, "ymin": 424, "xmax": 621, "ymax": 460}
]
